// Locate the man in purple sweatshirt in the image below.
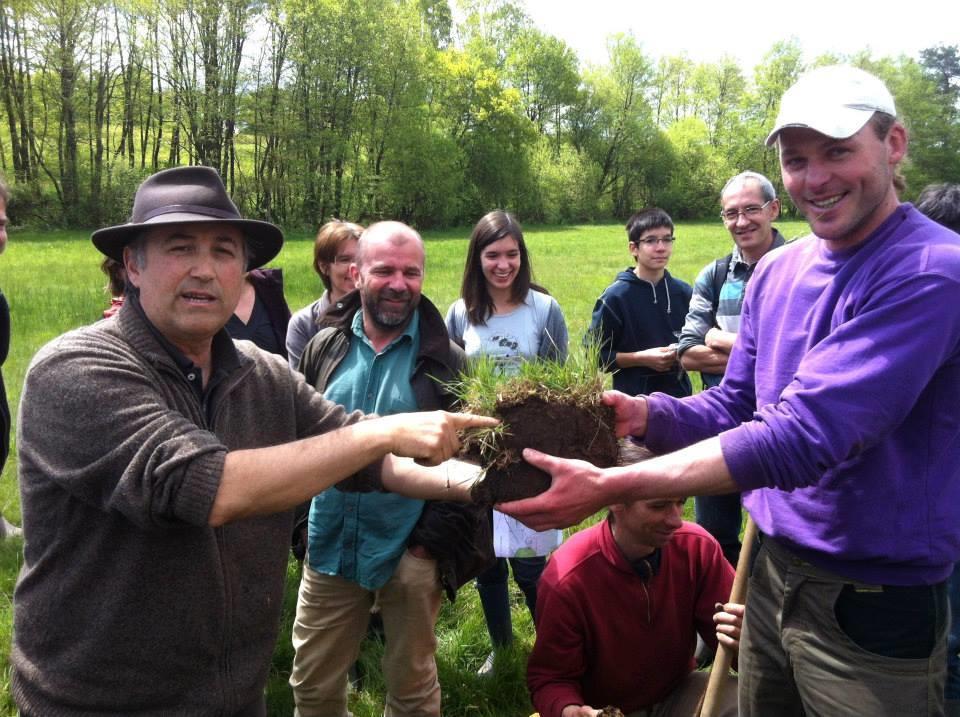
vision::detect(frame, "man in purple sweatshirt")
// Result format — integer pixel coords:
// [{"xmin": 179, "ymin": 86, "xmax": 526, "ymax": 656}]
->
[{"xmin": 502, "ymin": 66, "xmax": 958, "ymax": 716}]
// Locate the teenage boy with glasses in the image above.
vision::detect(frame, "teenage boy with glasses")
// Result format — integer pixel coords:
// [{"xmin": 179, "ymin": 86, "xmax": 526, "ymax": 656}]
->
[{"xmin": 587, "ymin": 207, "xmax": 692, "ymax": 399}]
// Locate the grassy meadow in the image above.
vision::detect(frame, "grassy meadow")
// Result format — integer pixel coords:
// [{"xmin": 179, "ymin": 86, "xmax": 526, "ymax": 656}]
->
[{"xmin": 0, "ymin": 218, "xmax": 810, "ymax": 714}]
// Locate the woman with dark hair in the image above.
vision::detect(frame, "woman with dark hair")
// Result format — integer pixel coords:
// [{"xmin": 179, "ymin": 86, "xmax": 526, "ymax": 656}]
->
[
  {"xmin": 445, "ymin": 210, "xmax": 568, "ymax": 672},
  {"xmin": 286, "ymin": 220, "xmax": 363, "ymax": 370}
]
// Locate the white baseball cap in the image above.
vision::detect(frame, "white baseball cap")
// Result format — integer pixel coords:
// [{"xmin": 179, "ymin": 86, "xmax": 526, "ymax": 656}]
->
[{"xmin": 765, "ymin": 65, "xmax": 896, "ymax": 146}]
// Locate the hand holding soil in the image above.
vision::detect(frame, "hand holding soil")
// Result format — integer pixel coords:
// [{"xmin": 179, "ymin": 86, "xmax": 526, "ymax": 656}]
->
[
  {"xmin": 496, "ymin": 440, "xmax": 655, "ymax": 530},
  {"xmin": 494, "ymin": 449, "xmax": 614, "ymax": 529},
  {"xmin": 601, "ymin": 390, "xmax": 648, "ymax": 438}
]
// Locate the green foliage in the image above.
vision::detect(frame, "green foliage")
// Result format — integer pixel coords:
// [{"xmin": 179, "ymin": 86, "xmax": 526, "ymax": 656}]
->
[
  {"xmin": 4, "ymin": 1, "xmax": 957, "ymax": 229},
  {"xmin": 523, "ymin": 137, "xmax": 602, "ymax": 223},
  {"xmin": 660, "ymin": 117, "xmax": 729, "ymax": 219}
]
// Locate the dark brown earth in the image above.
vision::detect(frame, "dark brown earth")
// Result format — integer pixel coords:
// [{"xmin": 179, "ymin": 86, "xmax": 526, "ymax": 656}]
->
[
  {"xmin": 468, "ymin": 395, "xmax": 619, "ymax": 504},
  {"xmin": 597, "ymin": 707, "xmax": 625, "ymax": 717}
]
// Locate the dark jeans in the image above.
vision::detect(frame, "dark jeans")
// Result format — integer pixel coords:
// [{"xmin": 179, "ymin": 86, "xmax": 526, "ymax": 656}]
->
[
  {"xmin": 476, "ymin": 556, "xmax": 544, "ymax": 647},
  {"xmin": 695, "ymin": 493, "xmax": 743, "ymax": 567},
  {"xmin": 948, "ymin": 562, "xmax": 960, "ymax": 700},
  {"xmin": 236, "ymin": 697, "xmax": 267, "ymax": 717}
]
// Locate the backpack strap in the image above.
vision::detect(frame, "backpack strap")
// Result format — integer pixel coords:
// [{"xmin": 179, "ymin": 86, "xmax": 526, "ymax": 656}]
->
[{"xmin": 710, "ymin": 253, "xmax": 733, "ymax": 316}]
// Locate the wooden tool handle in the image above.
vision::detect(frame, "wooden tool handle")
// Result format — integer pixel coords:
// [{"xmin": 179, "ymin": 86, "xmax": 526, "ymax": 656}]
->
[{"xmin": 696, "ymin": 515, "xmax": 758, "ymax": 717}]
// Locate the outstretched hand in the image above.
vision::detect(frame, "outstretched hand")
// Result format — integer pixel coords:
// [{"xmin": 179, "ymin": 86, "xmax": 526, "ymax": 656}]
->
[
  {"xmin": 495, "ymin": 448, "xmax": 612, "ymax": 530},
  {"xmin": 601, "ymin": 390, "xmax": 648, "ymax": 438},
  {"xmin": 383, "ymin": 411, "xmax": 499, "ymax": 466}
]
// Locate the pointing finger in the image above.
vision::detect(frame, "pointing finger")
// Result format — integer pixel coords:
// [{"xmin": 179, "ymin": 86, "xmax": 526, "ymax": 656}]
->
[{"xmin": 450, "ymin": 412, "xmax": 500, "ymax": 429}]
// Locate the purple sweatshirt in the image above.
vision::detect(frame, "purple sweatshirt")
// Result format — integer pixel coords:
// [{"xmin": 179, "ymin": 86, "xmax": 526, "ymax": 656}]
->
[{"xmin": 645, "ymin": 204, "xmax": 960, "ymax": 585}]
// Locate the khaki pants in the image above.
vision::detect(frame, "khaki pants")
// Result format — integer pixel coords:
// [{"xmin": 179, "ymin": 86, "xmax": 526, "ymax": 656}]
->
[
  {"xmin": 290, "ymin": 551, "xmax": 442, "ymax": 717},
  {"xmin": 740, "ymin": 536, "xmax": 947, "ymax": 717}
]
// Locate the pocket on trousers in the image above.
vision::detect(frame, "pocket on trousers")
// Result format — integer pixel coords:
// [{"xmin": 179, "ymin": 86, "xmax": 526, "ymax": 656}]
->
[{"xmin": 833, "ymin": 582, "xmax": 945, "ymax": 659}]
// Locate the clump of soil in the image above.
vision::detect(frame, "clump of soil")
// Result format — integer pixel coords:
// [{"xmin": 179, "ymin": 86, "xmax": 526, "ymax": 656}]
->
[
  {"xmin": 466, "ymin": 394, "xmax": 619, "ymax": 504},
  {"xmin": 597, "ymin": 707, "xmax": 625, "ymax": 717}
]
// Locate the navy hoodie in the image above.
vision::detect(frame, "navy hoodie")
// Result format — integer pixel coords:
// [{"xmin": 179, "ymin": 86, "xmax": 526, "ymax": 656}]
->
[{"xmin": 587, "ymin": 268, "xmax": 692, "ymax": 398}]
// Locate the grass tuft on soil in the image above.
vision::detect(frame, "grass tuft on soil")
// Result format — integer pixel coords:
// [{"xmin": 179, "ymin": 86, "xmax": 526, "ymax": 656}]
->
[{"xmin": 448, "ymin": 343, "xmax": 619, "ymax": 503}]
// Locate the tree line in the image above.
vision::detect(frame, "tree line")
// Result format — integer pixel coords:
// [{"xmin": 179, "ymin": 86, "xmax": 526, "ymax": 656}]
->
[{"xmin": 1, "ymin": 0, "xmax": 958, "ymax": 230}]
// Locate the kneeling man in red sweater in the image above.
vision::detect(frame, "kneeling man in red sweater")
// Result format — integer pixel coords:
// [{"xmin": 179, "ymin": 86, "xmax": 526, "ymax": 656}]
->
[{"xmin": 528, "ymin": 495, "xmax": 742, "ymax": 717}]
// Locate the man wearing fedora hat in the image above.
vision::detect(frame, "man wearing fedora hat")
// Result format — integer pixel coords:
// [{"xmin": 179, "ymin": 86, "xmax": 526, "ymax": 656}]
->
[
  {"xmin": 10, "ymin": 166, "xmax": 495, "ymax": 716},
  {"xmin": 499, "ymin": 66, "xmax": 960, "ymax": 715}
]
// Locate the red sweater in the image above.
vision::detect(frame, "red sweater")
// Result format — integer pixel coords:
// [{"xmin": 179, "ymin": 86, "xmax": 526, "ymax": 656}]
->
[{"xmin": 527, "ymin": 519, "xmax": 734, "ymax": 717}]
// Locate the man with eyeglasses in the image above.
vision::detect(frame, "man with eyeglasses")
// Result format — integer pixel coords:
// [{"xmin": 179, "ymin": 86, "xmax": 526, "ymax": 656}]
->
[
  {"xmin": 676, "ymin": 171, "xmax": 785, "ymax": 569},
  {"xmin": 505, "ymin": 66, "xmax": 957, "ymax": 716},
  {"xmin": 587, "ymin": 207, "xmax": 692, "ymax": 399}
]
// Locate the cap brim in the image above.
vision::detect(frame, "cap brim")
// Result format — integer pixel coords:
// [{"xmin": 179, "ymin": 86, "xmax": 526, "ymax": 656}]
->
[
  {"xmin": 765, "ymin": 105, "xmax": 877, "ymax": 146},
  {"xmin": 91, "ymin": 214, "xmax": 284, "ymax": 269}
]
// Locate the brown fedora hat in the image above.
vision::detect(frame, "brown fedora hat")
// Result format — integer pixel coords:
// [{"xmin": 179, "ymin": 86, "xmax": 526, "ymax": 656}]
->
[{"xmin": 91, "ymin": 166, "xmax": 283, "ymax": 269}]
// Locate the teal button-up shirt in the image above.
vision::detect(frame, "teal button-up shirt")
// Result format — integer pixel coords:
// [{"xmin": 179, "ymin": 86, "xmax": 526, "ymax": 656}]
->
[{"xmin": 306, "ymin": 310, "xmax": 423, "ymax": 590}]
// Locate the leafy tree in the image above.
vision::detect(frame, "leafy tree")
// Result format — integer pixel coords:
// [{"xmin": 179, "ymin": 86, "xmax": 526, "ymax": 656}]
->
[
  {"xmin": 0, "ymin": 0, "xmax": 38, "ymax": 184},
  {"xmin": 2, "ymin": 4, "xmax": 960, "ymax": 229},
  {"xmin": 417, "ymin": 0, "xmax": 452, "ymax": 50},
  {"xmin": 504, "ymin": 28, "xmax": 579, "ymax": 152},
  {"xmin": 573, "ymin": 34, "xmax": 660, "ymax": 216},
  {"xmin": 660, "ymin": 116, "xmax": 727, "ymax": 218},
  {"xmin": 432, "ymin": 43, "xmax": 534, "ymax": 217},
  {"xmin": 920, "ymin": 44, "xmax": 960, "ymax": 107},
  {"xmin": 860, "ymin": 53, "xmax": 960, "ymax": 197}
]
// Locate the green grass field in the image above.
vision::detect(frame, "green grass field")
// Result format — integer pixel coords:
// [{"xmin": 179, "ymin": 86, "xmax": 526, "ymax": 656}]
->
[{"xmin": 0, "ymin": 218, "xmax": 810, "ymax": 714}]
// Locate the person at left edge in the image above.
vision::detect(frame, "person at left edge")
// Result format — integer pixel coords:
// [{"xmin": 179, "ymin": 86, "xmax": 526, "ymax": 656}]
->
[
  {"xmin": 0, "ymin": 175, "xmax": 22, "ymax": 539},
  {"xmin": 10, "ymin": 166, "xmax": 495, "ymax": 716}
]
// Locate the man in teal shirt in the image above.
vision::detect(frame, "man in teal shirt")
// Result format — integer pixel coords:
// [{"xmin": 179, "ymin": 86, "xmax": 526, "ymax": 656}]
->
[{"xmin": 290, "ymin": 221, "xmax": 467, "ymax": 717}]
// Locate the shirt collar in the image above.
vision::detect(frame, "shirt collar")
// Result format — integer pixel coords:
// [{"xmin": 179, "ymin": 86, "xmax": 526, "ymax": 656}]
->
[{"xmin": 126, "ymin": 289, "xmax": 240, "ymax": 390}]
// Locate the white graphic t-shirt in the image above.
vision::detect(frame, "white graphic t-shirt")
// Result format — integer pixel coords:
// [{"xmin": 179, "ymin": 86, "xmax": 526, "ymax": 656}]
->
[{"xmin": 446, "ymin": 292, "xmax": 565, "ymax": 557}]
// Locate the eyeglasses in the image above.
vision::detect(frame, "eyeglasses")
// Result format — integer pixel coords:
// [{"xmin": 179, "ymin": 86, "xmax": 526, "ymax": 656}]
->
[
  {"xmin": 635, "ymin": 236, "xmax": 676, "ymax": 246},
  {"xmin": 720, "ymin": 199, "xmax": 774, "ymax": 223}
]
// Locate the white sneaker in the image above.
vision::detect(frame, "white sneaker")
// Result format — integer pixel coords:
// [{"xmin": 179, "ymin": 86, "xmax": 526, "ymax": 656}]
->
[
  {"xmin": 477, "ymin": 651, "xmax": 495, "ymax": 677},
  {"xmin": 0, "ymin": 515, "xmax": 22, "ymax": 539}
]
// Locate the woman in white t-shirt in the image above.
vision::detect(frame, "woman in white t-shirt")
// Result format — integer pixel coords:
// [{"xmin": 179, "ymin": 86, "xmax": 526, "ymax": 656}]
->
[{"xmin": 445, "ymin": 210, "xmax": 568, "ymax": 671}]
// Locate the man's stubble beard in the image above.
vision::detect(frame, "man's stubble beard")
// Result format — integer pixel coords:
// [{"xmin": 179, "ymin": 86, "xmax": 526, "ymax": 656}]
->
[{"xmin": 365, "ymin": 285, "xmax": 419, "ymax": 331}]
